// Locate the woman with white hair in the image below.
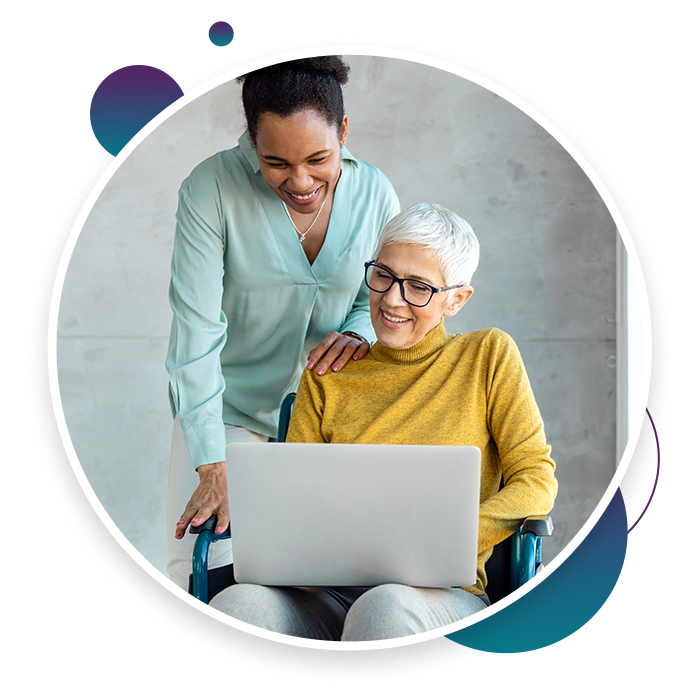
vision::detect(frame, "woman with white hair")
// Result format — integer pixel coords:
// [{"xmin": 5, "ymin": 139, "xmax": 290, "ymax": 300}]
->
[{"xmin": 209, "ymin": 203, "xmax": 558, "ymax": 641}]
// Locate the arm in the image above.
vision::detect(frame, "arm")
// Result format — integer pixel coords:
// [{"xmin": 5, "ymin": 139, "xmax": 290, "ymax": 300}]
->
[
  {"xmin": 305, "ymin": 263, "xmax": 376, "ymax": 370},
  {"xmin": 166, "ymin": 173, "xmax": 230, "ymax": 536},
  {"xmin": 477, "ymin": 331, "xmax": 558, "ymax": 554},
  {"xmin": 307, "ymin": 179, "xmax": 401, "ymax": 375}
]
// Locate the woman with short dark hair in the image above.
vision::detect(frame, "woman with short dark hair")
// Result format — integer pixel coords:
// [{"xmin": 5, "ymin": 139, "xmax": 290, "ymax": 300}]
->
[{"xmin": 166, "ymin": 57, "xmax": 400, "ymax": 589}]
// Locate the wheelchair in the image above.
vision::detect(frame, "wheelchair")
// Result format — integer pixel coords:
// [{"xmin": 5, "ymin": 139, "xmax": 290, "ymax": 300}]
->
[{"xmin": 189, "ymin": 393, "xmax": 553, "ymax": 605}]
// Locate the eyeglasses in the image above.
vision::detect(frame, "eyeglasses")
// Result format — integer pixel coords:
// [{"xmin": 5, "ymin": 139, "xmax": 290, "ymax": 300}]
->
[{"xmin": 363, "ymin": 261, "xmax": 464, "ymax": 308}]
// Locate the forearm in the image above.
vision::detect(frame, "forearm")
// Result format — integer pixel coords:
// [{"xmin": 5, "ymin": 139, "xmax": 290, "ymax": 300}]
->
[
  {"xmin": 477, "ymin": 464, "xmax": 557, "ymax": 553},
  {"xmin": 339, "ymin": 302, "xmax": 376, "ymax": 346},
  {"xmin": 480, "ymin": 329, "xmax": 558, "ymax": 552}
]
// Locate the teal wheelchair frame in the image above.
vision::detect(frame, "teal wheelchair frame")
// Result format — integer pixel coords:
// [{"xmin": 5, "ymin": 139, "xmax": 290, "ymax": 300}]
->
[{"xmin": 189, "ymin": 393, "xmax": 553, "ymax": 604}]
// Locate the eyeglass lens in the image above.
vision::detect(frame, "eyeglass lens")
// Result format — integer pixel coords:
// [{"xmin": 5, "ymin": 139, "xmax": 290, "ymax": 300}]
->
[{"xmin": 367, "ymin": 265, "xmax": 433, "ymax": 306}]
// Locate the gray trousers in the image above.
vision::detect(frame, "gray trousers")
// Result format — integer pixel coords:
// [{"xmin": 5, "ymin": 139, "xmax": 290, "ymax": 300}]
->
[{"xmin": 209, "ymin": 583, "xmax": 488, "ymax": 641}]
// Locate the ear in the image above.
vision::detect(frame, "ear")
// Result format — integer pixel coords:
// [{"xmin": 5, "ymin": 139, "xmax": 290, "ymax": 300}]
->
[
  {"xmin": 443, "ymin": 286, "xmax": 473, "ymax": 317},
  {"xmin": 339, "ymin": 115, "xmax": 348, "ymax": 147}
]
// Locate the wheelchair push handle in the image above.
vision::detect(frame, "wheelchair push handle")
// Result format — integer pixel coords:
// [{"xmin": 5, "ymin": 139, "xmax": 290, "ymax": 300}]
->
[{"xmin": 189, "ymin": 515, "xmax": 231, "ymax": 538}]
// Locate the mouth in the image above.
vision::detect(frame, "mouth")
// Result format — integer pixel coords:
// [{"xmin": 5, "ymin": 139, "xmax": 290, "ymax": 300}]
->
[
  {"xmin": 380, "ymin": 309, "xmax": 411, "ymax": 329},
  {"xmin": 285, "ymin": 186, "xmax": 322, "ymax": 206}
]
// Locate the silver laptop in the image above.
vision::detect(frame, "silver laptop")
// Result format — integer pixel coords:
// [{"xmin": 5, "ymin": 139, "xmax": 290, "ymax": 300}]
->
[{"xmin": 225, "ymin": 442, "xmax": 481, "ymax": 588}]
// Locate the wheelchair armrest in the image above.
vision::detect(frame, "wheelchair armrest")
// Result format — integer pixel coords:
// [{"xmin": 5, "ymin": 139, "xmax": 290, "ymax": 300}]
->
[
  {"xmin": 517, "ymin": 516, "xmax": 553, "ymax": 588},
  {"xmin": 521, "ymin": 515, "xmax": 553, "ymax": 538}
]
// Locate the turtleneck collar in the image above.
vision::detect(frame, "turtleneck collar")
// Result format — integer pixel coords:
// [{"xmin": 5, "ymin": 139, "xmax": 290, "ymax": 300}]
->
[{"xmin": 370, "ymin": 320, "xmax": 449, "ymax": 365}]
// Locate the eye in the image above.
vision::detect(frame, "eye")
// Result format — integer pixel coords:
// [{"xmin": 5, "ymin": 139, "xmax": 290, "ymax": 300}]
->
[
  {"xmin": 308, "ymin": 157, "xmax": 328, "ymax": 164},
  {"xmin": 407, "ymin": 281, "xmax": 431, "ymax": 294},
  {"xmin": 374, "ymin": 270, "xmax": 393, "ymax": 280}
]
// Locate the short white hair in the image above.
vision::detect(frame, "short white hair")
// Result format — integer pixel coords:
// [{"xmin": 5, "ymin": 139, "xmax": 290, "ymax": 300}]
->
[{"xmin": 375, "ymin": 203, "xmax": 480, "ymax": 286}]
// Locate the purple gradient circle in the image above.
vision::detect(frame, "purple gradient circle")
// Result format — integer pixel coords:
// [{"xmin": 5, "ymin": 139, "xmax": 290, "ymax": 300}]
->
[{"xmin": 90, "ymin": 65, "xmax": 184, "ymax": 156}]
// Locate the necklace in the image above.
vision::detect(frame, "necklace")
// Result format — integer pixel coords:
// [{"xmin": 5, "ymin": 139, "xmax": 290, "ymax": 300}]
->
[{"xmin": 283, "ymin": 194, "xmax": 327, "ymax": 243}]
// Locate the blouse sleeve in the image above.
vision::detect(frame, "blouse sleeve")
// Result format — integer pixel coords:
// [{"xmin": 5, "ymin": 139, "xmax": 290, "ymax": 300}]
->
[
  {"xmin": 339, "ymin": 182, "xmax": 401, "ymax": 342},
  {"xmin": 165, "ymin": 173, "xmax": 228, "ymax": 469},
  {"xmin": 478, "ymin": 330, "xmax": 558, "ymax": 554}
]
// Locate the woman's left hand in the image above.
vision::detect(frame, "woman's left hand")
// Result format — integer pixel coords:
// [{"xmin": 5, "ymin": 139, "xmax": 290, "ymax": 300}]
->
[{"xmin": 307, "ymin": 331, "xmax": 370, "ymax": 375}]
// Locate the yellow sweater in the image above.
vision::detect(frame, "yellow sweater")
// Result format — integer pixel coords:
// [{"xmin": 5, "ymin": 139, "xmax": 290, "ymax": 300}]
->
[{"xmin": 286, "ymin": 321, "xmax": 558, "ymax": 597}]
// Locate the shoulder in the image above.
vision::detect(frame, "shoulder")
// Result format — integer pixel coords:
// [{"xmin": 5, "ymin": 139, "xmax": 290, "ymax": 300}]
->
[
  {"xmin": 450, "ymin": 327, "xmax": 516, "ymax": 350},
  {"xmin": 294, "ymin": 364, "xmax": 332, "ymax": 407},
  {"xmin": 351, "ymin": 157, "xmax": 391, "ymax": 184},
  {"xmin": 299, "ymin": 353, "xmax": 371, "ymax": 395},
  {"xmin": 179, "ymin": 147, "xmax": 248, "ymax": 197},
  {"xmin": 348, "ymin": 157, "xmax": 397, "ymax": 200},
  {"xmin": 448, "ymin": 327, "xmax": 523, "ymax": 368},
  {"xmin": 445, "ymin": 329, "xmax": 533, "ymax": 405}
]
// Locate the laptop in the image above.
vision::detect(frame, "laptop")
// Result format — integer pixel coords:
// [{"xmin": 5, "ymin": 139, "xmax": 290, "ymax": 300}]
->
[{"xmin": 225, "ymin": 442, "xmax": 481, "ymax": 588}]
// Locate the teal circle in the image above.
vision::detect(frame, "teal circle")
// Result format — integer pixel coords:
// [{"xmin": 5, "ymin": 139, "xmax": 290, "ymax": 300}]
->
[{"xmin": 446, "ymin": 489, "xmax": 628, "ymax": 653}]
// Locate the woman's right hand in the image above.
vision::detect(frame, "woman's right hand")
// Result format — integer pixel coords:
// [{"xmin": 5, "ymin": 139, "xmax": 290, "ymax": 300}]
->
[
  {"xmin": 306, "ymin": 331, "xmax": 370, "ymax": 375},
  {"xmin": 174, "ymin": 462, "xmax": 229, "ymax": 539}
]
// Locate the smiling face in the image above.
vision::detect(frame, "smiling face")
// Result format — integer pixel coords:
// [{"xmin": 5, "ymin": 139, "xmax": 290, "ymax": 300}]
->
[
  {"xmin": 253, "ymin": 108, "xmax": 348, "ymax": 215},
  {"xmin": 370, "ymin": 244, "xmax": 473, "ymax": 350}
]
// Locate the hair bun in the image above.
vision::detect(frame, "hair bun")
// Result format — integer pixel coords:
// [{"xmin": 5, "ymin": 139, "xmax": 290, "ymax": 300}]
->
[
  {"xmin": 237, "ymin": 56, "xmax": 350, "ymax": 86},
  {"xmin": 287, "ymin": 56, "xmax": 350, "ymax": 85}
]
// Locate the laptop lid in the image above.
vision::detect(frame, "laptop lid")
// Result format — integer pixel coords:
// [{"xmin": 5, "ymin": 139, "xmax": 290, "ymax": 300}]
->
[{"xmin": 226, "ymin": 442, "xmax": 481, "ymax": 588}]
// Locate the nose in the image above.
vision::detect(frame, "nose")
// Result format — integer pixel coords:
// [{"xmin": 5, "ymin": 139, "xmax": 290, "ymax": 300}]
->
[
  {"xmin": 383, "ymin": 280, "xmax": 407, "ymax": 306},
  {"xmin": 287, "ymin": 165, "xmax": 315, "ymax": 192}
]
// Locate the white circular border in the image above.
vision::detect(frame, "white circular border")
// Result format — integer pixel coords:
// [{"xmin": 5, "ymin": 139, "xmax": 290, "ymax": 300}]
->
[{"xmin": 47, "ymin": 45, "xmax": 652, "ymax": 651}]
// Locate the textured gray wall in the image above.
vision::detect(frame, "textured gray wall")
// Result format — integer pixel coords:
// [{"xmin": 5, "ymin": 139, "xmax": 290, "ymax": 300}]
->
[{"xmin": 57, "ymin": 55, "xmax": 617, "ymax": 574}]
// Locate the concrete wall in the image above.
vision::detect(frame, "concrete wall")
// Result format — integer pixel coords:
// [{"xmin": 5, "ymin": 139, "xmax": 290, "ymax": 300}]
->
[{"xmin": 57, "ymin": 55, "xmax": 618, "ymax": 575}]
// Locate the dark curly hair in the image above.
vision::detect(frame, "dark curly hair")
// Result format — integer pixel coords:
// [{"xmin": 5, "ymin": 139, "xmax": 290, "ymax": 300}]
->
[{"xmin": 237, "ymin": 56, "xmax": 350, "ymax": 142}]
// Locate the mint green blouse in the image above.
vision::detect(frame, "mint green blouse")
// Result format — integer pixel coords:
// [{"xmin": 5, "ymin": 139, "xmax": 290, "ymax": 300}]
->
[{"xmin": 166, "ymin": 132, "xmax": 400, "ymax": 469}]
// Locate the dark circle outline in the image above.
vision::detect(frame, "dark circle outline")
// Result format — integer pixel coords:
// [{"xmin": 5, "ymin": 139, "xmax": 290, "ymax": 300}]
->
[{"xmin": 627, "ymin": 408, "xmax": 660, "ymax": 533}]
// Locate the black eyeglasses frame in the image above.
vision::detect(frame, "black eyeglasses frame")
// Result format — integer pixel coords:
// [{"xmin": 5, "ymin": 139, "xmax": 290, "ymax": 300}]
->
[{"xmin": 363, "ymin": 260, "xmax": 464, "ymax": 308}]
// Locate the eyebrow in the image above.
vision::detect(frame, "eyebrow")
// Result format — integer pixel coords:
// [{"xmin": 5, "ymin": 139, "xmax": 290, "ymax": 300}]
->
[
  {"xmin": 375, "ymin": 261, "xmax": 437, "ymax": 286},
  {"xmin": 260, "ymin": 149, "xmax": 331, "ymax": 162}
]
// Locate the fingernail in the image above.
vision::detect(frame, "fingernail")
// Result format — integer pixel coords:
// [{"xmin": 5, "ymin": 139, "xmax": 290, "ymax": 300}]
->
[
  {"xmin": 192, "ymin": 518, "xmax": 199, "ymax": 524},
  {"xmin": 353, "ymin": 355, "xmax": 360, "ymax": 360},
  {"xmin": 332, "ymin": 365, "xmax": 340, "ymax": 372},
  {"xmin": 307, "ymin": 362, "xmax": 315, "ymax": 370},
  {"xmin": 177, "ymin": 520, "xmax": 185, "ymax": 525},
  {"xmin": 317, "ymin": 367, "xmax": 325, "ymax": 375}
]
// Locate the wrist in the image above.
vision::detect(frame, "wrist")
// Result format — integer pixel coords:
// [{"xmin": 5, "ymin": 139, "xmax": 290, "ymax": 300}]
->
[
  {"xmin": 342, "ymin": 330, "xmax": 366, "ymax": 344},
  {"xmin": 196, "ymin": 461, "xmax": 226, "ymax": 477}
]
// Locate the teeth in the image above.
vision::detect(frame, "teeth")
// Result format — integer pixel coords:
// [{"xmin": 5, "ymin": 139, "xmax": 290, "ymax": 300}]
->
[
  {"xmin": 383, "ymin": 310, "xmax": 409, "ymax": 323},
  {"xmin": 289, "ymin": 189, "xmax": 318, "ymax": 200}
]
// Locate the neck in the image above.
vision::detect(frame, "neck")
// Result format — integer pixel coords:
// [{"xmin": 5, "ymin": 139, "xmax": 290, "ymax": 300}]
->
[{"xmin": 371, "ymin": 321, "xmax": 449, "ymax": 365}]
